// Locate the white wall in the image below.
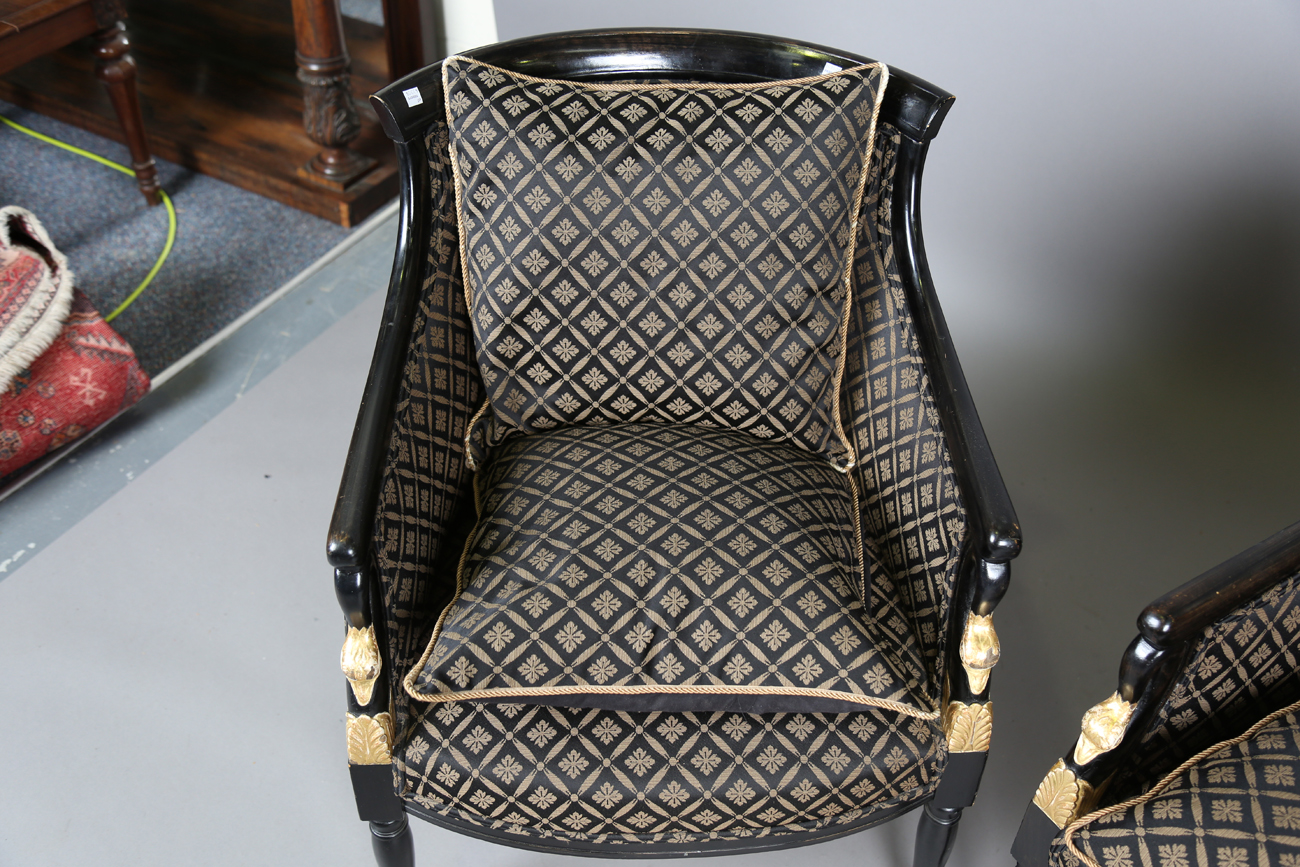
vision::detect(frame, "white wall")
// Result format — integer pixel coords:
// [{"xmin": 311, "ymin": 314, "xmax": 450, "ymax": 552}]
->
[{"xmin": 493, "ymin": 0, "xmax": 1300, "ymax": 364}]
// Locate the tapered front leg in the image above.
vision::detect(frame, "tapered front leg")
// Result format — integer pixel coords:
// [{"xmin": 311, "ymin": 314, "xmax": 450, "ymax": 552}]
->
[
  {"xmin": 914, "ymin": 803, "xmax": 963, "ymax": 867},
  {"xmin": 370, "ymin": 817, "xmax": 414, "ymax": 867}
]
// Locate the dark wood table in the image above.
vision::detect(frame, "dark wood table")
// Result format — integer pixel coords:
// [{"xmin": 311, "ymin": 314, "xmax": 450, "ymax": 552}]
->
[
  {"xmin": 0, "ymin": 0, "xmax": 160, "ymax": 205},
  {"xmin": 0, "ymin": 0, "xmax": 427, "ymax": 226}
]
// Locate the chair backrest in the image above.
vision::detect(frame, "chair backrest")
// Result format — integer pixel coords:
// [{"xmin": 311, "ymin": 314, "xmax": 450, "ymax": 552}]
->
[{"xmin": 361, "ymin": 29, "xmax": 1014, "ymax": 734}]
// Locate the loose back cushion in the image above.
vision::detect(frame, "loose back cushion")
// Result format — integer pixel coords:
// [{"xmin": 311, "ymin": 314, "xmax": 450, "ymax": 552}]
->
[{"xmin": 443, "ymin": 56, "xmax": 889, "ymax": 469}]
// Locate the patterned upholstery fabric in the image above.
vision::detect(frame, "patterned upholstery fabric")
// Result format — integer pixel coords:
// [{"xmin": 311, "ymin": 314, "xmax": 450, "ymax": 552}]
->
[
  {"xmin": 406, "ymin": 423, "xmax": 936, "ymax": 715},
  {"xmin": 1050, "ymin": 700, "xmax": 1300, "ymax": 867},
  {"xmin": 396, "ymin": 700, "xmax": 944, "ymax": 847},
  {"xmin": 443, "ymin": 56, "xmax": 889, "ymax": 468},
  {"xmin": 373, "ymin": 119, "xmax": 486, "ymax": 737},
  {"xmin": 842, "ymin": 123, "xmax": 965, "ymax": 699},
  {"xmin": 1107, "ymin": 571, "xmax": 1300, "ymax": 801}
]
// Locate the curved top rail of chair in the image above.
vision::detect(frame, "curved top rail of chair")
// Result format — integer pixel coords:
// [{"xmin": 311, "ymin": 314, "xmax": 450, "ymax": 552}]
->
[
  {"xmin": 370, "ymin": 27, "xmax": 955, "ymax": 145},
  {"xmin": 1138, "ymin": 520, "xmax": 1300, "ymax": 647}
]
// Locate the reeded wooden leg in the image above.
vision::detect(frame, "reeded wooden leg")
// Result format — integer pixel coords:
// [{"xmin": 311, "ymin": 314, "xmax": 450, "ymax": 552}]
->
[
  {"xmin": 290, "ymin": 0, "xmax": 376, "ymax": 190},
  {"xmin": 370, "ymin": 816, "xmax": 414, "ymax": 867},
  {"xmin": 914, "ymin": 803, "xmax": 963, "ymax": 867},
  {"xmin": 91, "ymin": 21, "xmax": 161, "ymax": 206}
]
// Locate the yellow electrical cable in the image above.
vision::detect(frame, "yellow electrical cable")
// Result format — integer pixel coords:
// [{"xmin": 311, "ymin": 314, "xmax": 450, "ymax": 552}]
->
[{"xmin": 0, "ymin": 113, "xmax": 175, "ymax": 322}]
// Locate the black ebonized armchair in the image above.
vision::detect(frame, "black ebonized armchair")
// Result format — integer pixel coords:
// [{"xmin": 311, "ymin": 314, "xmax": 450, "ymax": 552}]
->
[
  {"xmin": 1012, "ymin": 521, "xmax": 1300, "ymax": 867},
  {"xmin": 328, "ymin": 28, "xmax": 1020, "ymax": 867}
]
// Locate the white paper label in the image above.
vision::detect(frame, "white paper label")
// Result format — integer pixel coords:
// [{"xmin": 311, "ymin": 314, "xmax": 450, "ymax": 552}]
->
[{"xmin": 402, "ymin": 87, "xmax": 424, "ymax": 108}]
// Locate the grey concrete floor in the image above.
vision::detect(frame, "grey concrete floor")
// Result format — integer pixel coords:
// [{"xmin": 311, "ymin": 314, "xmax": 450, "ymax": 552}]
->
[{"xmin": 0, "ymin": 139, "xmax": 1294, "ymax": 867}]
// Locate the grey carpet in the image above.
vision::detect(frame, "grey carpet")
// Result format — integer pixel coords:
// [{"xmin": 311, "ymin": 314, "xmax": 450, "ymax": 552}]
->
[{"xmin": 0, "ymin": 100, "xmax": 352, "ymax": 374}]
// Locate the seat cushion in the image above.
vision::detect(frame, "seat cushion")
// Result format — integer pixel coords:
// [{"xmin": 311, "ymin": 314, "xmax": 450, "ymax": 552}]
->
[
  {"xmin": 1051, "ymin": 700, "xmax": 1300, "ymax": 867},
  {"xmin": 398, "ymin": 700, "xmax": 943, "ymax": 848},
  {"xmin": 443, "ymin": 56, "xmax": 889, "ymax": 469},
  {"xmin": 405, "ymin": 422, "xmax": 935, "ymax": 715}
]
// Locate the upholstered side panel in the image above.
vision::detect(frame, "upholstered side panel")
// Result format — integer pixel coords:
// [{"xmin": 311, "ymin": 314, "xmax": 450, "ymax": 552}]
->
[
  {"xmin": 397, "ymin": 700, "xmax": 944, "ymax": 846},
  {"xmin": 374, "ymin": 120, "xmax": 486, "ymax": 737},
  {"xmin": 1107, "ymin": 571, "xmax": 1300, "ymax": 801},
  {"xmin": 842, "ymin": 123, "xmax": 967, "ymax": 701},
  {"xmin": 1050, "ymin": 701, "xmax": 1300, "ymax": 867}
]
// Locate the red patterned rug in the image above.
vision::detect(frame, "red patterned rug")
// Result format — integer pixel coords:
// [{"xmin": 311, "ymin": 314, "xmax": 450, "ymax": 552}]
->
[{"xmin": 0, "ymin": 208, "xmax": 150, "ymax": 477}]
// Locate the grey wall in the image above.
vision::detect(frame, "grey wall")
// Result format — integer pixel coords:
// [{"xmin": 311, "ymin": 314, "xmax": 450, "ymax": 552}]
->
[{"xmin": 490, "ymin": 1, "xmax": 1300, "ymax": 861}]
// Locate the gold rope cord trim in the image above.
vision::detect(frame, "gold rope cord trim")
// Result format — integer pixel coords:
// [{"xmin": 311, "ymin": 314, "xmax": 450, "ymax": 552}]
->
[
  {"xmin": 826, "ymin": 60, "xmax": 888, "ymax": 474},
  {"xmin": 1060, "ymin": 694, "xmax": 1300, "ymax": 867},
  {"xmin": 404, "ymin": 680, "xmax": 939, "ymax": 719}
]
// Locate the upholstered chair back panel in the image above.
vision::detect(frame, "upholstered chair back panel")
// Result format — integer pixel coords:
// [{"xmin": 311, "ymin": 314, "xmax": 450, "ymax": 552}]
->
[
  {"xmin": 374, "ymin": 120, "xmax": 486, "ymax": 737},
  {"xmin": 842, "ymin": 122, "xmax": 967, "ymax": 701},
  {"xmin": 444, "ymin": 57, "xmax": 890, "ymax": 469}
]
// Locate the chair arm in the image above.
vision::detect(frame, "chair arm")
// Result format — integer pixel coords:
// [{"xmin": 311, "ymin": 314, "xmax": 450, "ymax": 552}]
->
[
  {"xmin": 1014, "ymin": 521, "xmax": 1300, "ymax": 862},
  {"xmin": 892, "ymin": 136, "xmax": 1021, "ymax": 564},
  {"xmin": 328, "ymin": 140, "xmax": 432, "ymax": 627},
  {"xmin": 1139, "ymin": 521, "xmax": 1300, "ymax": 647}
]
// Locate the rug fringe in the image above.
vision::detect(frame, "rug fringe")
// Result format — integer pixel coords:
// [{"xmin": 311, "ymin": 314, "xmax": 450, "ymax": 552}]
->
[{"xmin": 0, "ymin": 206, "xmax": 76, "ymax": 394}]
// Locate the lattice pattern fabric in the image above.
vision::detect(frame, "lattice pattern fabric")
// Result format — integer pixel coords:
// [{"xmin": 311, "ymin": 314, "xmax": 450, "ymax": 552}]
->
[
  {"xmin": 1051, "ymin": 701, "xmax": 1300, "ymax": 867},
  {"xmin": 407, "ymin": 422, "xmax": 935, "ymax": 715},
  {"xmin": 1108, "ymin": 572, "xmax": 1300, "ymax": 800},
  {"xmin": 373, "ymin": 119, "xmax": 486, "ymax": 736},
  {"xmin": 841, "ymin": 123, "xmax": 965, "ymax": 698},
  {"xmin": 443, "ymin": 56, "xmax": 889, "ymax": 467},
  {"xmin": 397, "ymin": 699, "xmax": 944, "ymax": 846}
]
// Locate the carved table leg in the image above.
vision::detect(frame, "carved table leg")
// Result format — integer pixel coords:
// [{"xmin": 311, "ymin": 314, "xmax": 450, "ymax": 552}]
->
[
  {"xmin": 290, "ymin": 0, "xmax": 376, "ymax": 190},
  {"xmin": 91, "ymin": 21, "xmax": 161, "ymax": 206}
]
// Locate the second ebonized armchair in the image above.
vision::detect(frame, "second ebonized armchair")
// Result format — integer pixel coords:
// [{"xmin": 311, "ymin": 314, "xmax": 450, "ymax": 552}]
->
[{"xmin": 1012, "ymin": 521, "xmax": 1300, "ymax": 867}]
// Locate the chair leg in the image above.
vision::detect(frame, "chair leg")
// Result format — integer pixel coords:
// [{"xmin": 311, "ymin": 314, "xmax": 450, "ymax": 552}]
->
[
  {"xmin": 913, "ymin": 803, "xmax": 963, "ymax": 867},
  {"xmin": 91, "ymin": 21, "xmax": 162, "ymax": 206},
  {"xmin": 370, "ymin": 816, "xmax": 414, "ymax": 867}
]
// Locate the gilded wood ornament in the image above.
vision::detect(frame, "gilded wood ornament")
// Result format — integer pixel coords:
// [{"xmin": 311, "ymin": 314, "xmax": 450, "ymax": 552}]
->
[
  {"xmin": 1032, "ymin": 759, "xmax": 1095, "ymax": 829},
  {"xmin": 341, "ymin": 625, "xmax": 382, "ymax": 706},
  {"xmin": 958, "ymin": 612, "xmax": 1000, "ymax": 694},
  {"xmin": 943, "ymin": 700, "xmax": 993, "ymax": 752},
  {"xmin": 346, "ymin": 712, "xmax": 394, "ymax": 765},
  {"xmin": 1073, "ymin": 692, "xmax": 1135, "ymax": 766}
]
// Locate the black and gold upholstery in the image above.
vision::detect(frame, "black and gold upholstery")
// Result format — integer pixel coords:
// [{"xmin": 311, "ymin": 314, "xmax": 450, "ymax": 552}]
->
[
  {"xmin": 1053, "ymin": 702, "xmax": 1300, "ymax": 867},
  {"xmin": 334, "ymin": 28, "xmax": 1019, "ymax": 867},
  {"xmin": 1012, "ymin": 523, "xmax": 1300, "ymax": 867}
]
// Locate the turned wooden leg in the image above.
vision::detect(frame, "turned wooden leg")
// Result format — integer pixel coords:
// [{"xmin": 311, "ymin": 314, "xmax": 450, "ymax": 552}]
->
[
  {"xmin": 290, "ymin": 0, "xmax": 376, "ymax": 190},
  {"xmin": 914, "ymin": 803, "xmax": 963, "ymax": 867},
  {"xmin": 370, "ymin": 817, "xmax": 414, "ymax": 867},
  {"xmin": 91, "ymin": 21, "xmax": 161, "ymax": 206}
]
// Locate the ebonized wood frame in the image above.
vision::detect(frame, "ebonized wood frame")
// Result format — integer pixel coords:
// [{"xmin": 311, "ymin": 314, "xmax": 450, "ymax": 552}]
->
[
  {"xmin": 1011, "ymin": 520, "xmax": 1300, "ymax": 867},
  {"xmin": 328, "ymin": 26, "xmax": 1022, "ymax": 860}
]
